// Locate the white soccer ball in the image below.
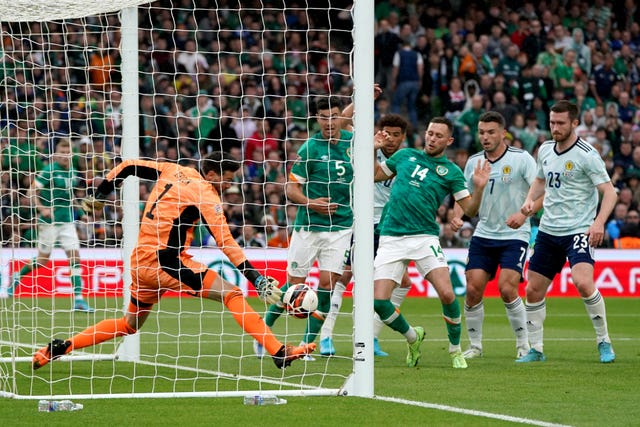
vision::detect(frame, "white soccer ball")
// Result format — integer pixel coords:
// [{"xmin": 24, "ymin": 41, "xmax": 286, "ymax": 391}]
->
[{"xmin": 282, "ymin": 284, "xmax": 318, "ymax": 319}]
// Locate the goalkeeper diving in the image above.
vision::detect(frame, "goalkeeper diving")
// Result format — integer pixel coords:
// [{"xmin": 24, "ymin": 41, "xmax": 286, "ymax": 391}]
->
[{"xmin": 32, "ymin": 151, "xmax": 315, "ymax": 370}]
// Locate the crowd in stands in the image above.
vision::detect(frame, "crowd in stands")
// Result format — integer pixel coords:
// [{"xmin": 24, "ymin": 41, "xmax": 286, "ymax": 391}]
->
[{"xmin": 2, "ymin": 0, "xmax": 640, "ymax": 250}]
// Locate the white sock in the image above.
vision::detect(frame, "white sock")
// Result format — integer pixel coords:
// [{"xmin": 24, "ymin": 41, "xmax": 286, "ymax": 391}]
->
[
  {"xmin": 320, "ymin": 281, "xmax": 345, "ymax": 340},
  {"xmin": 525, "ymin": 299, "xmax": 546, "ymax": 353},
  {"xmin": 582, "ymin": 290, "xmax": 610, "ymax": 343},
  {"xmin": 464, "ymin": 301, "xmax": 484, "ymax": 350},
  {"xmin": 505, "ymin": 298, "xmax": 529, "ymax": 353},
  {"xmin": 390, "ymin": 286, "xmax": 409, "ymax": 308},
  {"xmin": 373, "ymin": 313, "xmax": 385, "ymax": 339},
  {"xmin": 404, "ymin": 326, "xmax": 417, "ymax": 343}
]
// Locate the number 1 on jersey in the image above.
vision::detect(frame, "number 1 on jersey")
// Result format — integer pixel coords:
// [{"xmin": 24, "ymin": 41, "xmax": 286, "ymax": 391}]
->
[{"xmin": 145, "ymin": 183, "xmax": 173, "ymax": 220}]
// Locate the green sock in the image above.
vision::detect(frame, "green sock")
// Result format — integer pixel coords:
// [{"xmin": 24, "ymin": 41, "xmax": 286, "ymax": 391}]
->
[
  {"xmin": 19, "ymin": 259, "xmax": 38, "ymax": 277},
  {"xmin": 302, "ymin": 287, "xmax": 331, "ymax": 344},
  {"xmin": 374, "ymin": 299, "xmax": 410, "ymax": 334},
  {"xmin": 442, "ymin": 300, "xmax": 462, "ymax": 346},
  {"xmin": 70, "ymin": 261, "xmax": 84, "ymax": 299},
  {"xmin": 264, "ymin": 282, "xmax": 290, "ymax": 327}
]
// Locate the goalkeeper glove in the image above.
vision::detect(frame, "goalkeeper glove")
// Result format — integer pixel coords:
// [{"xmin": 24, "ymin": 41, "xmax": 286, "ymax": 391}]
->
[
  {"xmin": 81, "ymin": 196, "xmax": 105, "ymax": 214},
  {"xmin": 254, "ymin": 275, "xmax": 282, "ymax": 305}
]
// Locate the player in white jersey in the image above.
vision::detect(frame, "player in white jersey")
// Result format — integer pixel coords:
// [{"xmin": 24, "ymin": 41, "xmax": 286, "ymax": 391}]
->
[
  {"xmin": 452, "ymin": 111, "xmax": 541, "ymax": 360},
  {"xmin": 518, "ymin": 100, "xmax": 617, "ymax": 363},
  {"xmin": 319, "ymin": 112, "xmax": 413, "ymax": 357}
]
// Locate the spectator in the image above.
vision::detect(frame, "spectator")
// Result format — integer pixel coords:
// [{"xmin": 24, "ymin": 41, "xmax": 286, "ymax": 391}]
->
[
  {"xmin": 568, "ymin": 28, "xmax": 591, "ymax": 76},
  {"xmin": 267, "ymin": 224, "xmax": 290, "ymax": 248},
  {"xmin": 374, "ymin": 19, "xmax": 403, "ymax": 91},
  {"xmin": 522, "ymin": 19, "xmax": 546, "ymax": 66},
  {"xmin": 614, "ymin": 209, "xmax": 640, "ymax": 248},
  {"xmin": 495, "ymin": 43, "xmax": 521, "ymax": 87},
  {"xmin": 576, "ymin": 110, "xmax": 599, "ymax": 146},
  {"xmin": 236, "ymin": 224, "xmax": 266, "ymax": 248},
  {"xmin": 590, "ymin": 52, "xmax": 623, "ymax": 105},
  {"xmin": 390, "ymin": 39, "xmax": 423, "ymax": 130},
  {"xmin": 571, "ymin": 82, "xmax": 597, "ymax": 115},
  {"xmin": 554, "ymin": 48, "xmax": 579, "ymax": 98},
  {"xmin": 536, "ymin": 38, "xmax": 563, "ymax": 84},
  {"xmin": 455, "ymin": 94, "xmax": 485, "ymax": 151},
  {"xmin": 618, "ymin": 92, "xmax": 637, "ymax": 124},
  {"xmin": 606, "ymin": 202, "xmax": 629, "ymax": 244}
]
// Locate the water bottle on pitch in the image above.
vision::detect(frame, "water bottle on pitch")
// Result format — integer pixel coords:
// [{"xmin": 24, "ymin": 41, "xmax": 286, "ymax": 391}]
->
[
  {"xmin": 243, "ymin": 394, "xmax": 287, "ymax": 405},
  {"xmin": 38, "ymin": 400, "xmax": 84, "ymax": 412}
]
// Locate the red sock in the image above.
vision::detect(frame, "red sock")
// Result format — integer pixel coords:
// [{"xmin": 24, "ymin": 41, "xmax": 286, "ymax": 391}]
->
[
  {"xmin": 68, "ymin": 317, "xmax": 136, "ymax": 352},
  {"xmin": 223, "ymin": 288, "xmax": 282, "ymax": 355}
]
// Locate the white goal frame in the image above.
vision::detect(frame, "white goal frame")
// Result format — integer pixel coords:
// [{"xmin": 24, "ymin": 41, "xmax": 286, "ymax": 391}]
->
[{"xmin": 0, "ymin": 0, "xmax": 375, "ymax": 400}]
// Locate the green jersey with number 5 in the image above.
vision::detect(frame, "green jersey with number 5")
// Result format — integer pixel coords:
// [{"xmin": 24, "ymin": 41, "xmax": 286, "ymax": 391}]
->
[
  {"xmin": 378, "ymin": 148, "xmax": 469, "ymax": 237},
  {"xmin": 289, "ymin": 129, "xmax": 353, "ymax": 232}
]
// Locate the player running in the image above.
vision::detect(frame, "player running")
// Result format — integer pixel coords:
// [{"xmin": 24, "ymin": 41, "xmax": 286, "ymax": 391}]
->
[{"xmin": 32, "ymin": 152, "xmax": 315, "ymax": 370}]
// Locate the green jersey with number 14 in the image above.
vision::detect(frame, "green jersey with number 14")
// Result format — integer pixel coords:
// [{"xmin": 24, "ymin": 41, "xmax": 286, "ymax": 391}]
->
[
  {"xmin": 289, "ymin": 129, "xmax": 353, "ymax": 232},
  {"xmin": 378, "ymin": 148, "xmax": 469, "ymax": 237}
]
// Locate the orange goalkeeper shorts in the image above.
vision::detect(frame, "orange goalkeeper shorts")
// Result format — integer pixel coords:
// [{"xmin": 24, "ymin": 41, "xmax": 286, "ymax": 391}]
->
[{"xmin": 130, "ymin": 255, "xmax": 218, "ymax": 305}]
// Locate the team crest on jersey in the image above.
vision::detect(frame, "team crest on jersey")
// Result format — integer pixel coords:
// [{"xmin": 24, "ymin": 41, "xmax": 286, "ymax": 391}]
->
[
  {"xmin": 563, "ymin": 161, "xmax": 575, "ymax": 177},
  {"xmin": 436, "ymin": 165, "xmax": 448, "ymax": 176},
  {"xmin": 409, "ymin": 156, "xmax": 417, "ymax": 162},
  {"xmin": 501, "ymin": 165, "xmax": 513, "ymax": 183},
  {"xmin": 214, "ymin": 204, "xmax": 223, "ymax": 214}
]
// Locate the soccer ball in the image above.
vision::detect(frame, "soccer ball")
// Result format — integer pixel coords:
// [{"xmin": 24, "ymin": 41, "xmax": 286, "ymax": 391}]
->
[{"xmin": 282, "ymin": 284, "xmax": 318, "ymax": 319}]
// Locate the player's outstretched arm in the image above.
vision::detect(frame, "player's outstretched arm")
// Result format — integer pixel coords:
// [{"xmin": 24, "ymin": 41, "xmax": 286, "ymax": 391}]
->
[
  {"xmin": 237, "ymin": 260, "xmax": 282, "ymax": 305},
  {"xmin": 84, "ymin": 159, "xmax": 167, "ymax": 214}
]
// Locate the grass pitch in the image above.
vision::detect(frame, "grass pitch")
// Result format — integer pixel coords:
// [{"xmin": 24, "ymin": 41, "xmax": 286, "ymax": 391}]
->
[{"xmin": 1, "ymin": 296, "xmax": 638, "ymax": 426}]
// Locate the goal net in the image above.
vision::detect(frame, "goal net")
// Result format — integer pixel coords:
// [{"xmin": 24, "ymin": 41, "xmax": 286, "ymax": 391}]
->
[{"xmin": 0, "ymin": 0, "xmax": 374, "ymax": 400}]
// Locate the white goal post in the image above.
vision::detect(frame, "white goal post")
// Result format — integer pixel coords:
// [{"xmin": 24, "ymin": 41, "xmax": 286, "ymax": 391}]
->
[{"xmin": 0, "ymin": 0, "xmax": 374, "ymax": 400}]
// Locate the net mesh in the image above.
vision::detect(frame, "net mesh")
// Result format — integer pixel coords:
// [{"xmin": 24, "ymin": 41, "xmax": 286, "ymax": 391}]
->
[{"xmin": 0, "ymin": 0, "xmax": 356, "ymax": 399}]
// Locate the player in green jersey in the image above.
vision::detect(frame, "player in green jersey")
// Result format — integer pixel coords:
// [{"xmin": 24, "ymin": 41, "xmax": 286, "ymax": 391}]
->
[
  {"xmin": 5, "ymin": 140, "xmax": 93, "ymax": 312},
  {"xmin": 254, "ymin": 96, "xmax": 353, "ymax": 360},
  {"xmin": 373, "ymin": 117, "xmax": 490, "ymax": 368}
]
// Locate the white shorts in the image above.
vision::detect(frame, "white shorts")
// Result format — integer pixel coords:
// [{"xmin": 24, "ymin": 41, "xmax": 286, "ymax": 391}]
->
[
  {"xmin": 287, "ymin": 229, "xmax": 352, "ymax": 277},
  {"xmin": 37, "ymin": 223, "xmax": 81, "ymax": 254},
  {"xmin": 374, "ymin": 234, "xmax": 448, "ymax": 283}
]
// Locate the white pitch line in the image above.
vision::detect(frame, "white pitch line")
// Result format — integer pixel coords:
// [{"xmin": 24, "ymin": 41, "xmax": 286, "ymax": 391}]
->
[{"xmin": 375, "ymin": 395, "xmax": 573, "ymax": 427}]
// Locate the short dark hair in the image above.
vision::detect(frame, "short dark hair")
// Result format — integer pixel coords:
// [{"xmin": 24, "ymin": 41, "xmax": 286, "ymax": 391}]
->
[
  {"xmin": 378, "ymin": 113, "xmax": 408, "ymax": 134},
  {"xmin": 315, "ymin": 95, "xmax": 343, "ymax": 112},
  {"xmin": 200, "ymin": 151, "xmax": 241, "ymax": 176},
  {"xmin": 550, "ymin": 100, "xmax": 579, "ymax": 122},
  {"xmin": 429, "ymin": 116, "xmax": 454, "ymax": 135},
  {"xmin": 479, "ymin": 111, "xmax": 506, "ymax": 128}
]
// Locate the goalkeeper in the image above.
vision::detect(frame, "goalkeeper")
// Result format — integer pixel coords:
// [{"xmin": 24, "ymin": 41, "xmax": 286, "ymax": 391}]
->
[{"xmin": 32, "ymin": 151, "xmax": 315, "ymax": 370}]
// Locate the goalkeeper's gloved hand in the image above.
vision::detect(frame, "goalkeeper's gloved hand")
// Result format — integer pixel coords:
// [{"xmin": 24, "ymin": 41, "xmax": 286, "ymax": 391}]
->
[
  {"xmin": 254, "ymin": 275, "xmax": 282, "ymax": 305},
  {"xmin": 81, "ymin": 196, "xmax": 105, "ymax": 214}
]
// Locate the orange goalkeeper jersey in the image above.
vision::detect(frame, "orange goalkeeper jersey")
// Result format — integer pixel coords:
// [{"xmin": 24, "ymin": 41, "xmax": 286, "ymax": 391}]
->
[{"xmin": 104, "ymin": 159, "xmax": 246, "ymax": 267}]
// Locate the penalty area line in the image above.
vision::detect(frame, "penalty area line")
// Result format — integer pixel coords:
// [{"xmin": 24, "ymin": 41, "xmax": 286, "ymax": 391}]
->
[{"xmin": 374, "ymin": 395, "xmax": 572, "ymax": 427}]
